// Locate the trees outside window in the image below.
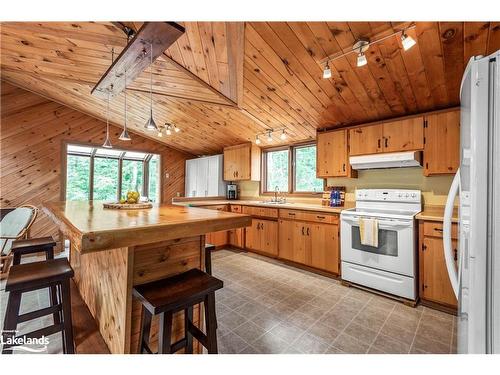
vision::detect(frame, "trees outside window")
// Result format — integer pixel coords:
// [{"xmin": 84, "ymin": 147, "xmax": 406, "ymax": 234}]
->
[
  {"xmin": 294, "ymin": 145, "xmax": 324, "ymax": 192},
  {"xmin": 265, "ymin": 149, "xmax": 289, "ymax": 192},
  {"xmin": 66, "ymin": 155, "xmax": 90, "ymax": 200}
]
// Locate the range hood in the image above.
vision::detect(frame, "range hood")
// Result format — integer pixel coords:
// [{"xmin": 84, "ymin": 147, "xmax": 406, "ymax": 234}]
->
[{"xmin": 349, "ymin": 151, "xmax": 422, "ymax": 170}]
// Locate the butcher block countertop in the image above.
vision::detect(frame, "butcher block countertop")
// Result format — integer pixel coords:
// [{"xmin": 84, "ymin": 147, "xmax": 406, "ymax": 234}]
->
[
  {"xmin": 415, "ymin": 205, "xmax": 459, "ymax": 223},
  {"xmin": 43, "ymin": 200, "xmax": 251, "ymax": 253},
  {"xmin": 172, "ymin": 198, "xmax": 353, "ymax": 214}
]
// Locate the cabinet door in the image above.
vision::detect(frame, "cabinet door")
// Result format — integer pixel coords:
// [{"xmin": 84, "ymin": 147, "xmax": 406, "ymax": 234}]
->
[
  {"xmin": 185, "ymin": 159, "xmax": 198, "ymax": 197},
  {"xmin": 317, "ymin": 130, "xmax": 348, "ymax": 177},
  {"xmin": 349, "ymin": 124, "xmax": 383, "ymax": 156},
  {"xmin": 278, "ymin": 219, "xmax": 294, "ymax": 261},
  {"xmin": 234, "ymin": 145, "xmax": 251, "ymax": 180},
  {"xmin": 195, "ymin": 158, "xmax": 209, "ymax": 197},
  {"xmin": 383, "ymin": 117, "xmax": 424, "ymax": 152},
  {"xmin": 424, "ymin": 111, "xmax": 460, "ymax": 176},
  {"xmin": 421, "ymin": 237, "xmax": 458, "ymax": 307},
  {"xmin": 260, "ymin": 219, "xmax": 278, "ymax": 256},
  {"xmin": 292, "ymin": 221, "xmax": 310, "ymax": 264},
  {"xmin": 228, "ymin": 228, "xmax": 244, "ymax": 248},
  {"xmin": 310, "ymin": 223, "xmax": 339, "ymax": 274},
  {"xmin": 223, "ymin": 148, "xmax": 237, "ymax": 181},
  {"xmin": 245, "ymin": 219, "xmax": 261, "ymax": 251},
  {"xmin": 207, "ymin": 156, "xmax": 220, "ymax": 197}
]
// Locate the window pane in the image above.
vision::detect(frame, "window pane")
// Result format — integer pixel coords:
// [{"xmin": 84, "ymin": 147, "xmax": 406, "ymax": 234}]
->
[
  {"xmin": 122, "ymin": 160, "xmax": 144, "ymax": 197},
  {"xmin": 67, "ymin": 145, "xmax": 92, "ymax": 155},
  {"xmin": 93, "ymin": 158, "xmax": 119, "ymax": 201},
  {"xmin": 266, "ymin": 150, "xmax": 289, "ymax": 192},
  {"xmin": 295, "ymin": 146, "xmax": 323, "ymax": 192},
  {"xmin": 148, "ymin": 155, "xmax": 160, "ymax": 202},
  {"xmin": 95, "ymin": 148, "xmax": 122, "ymax": 157},
  {"xmin": 124, "ymin": 151, "xmax": 147, "ymax": 160},
  {"xmin": 66, "ymin": 155, "xmax": 90, "ymax": 200}
]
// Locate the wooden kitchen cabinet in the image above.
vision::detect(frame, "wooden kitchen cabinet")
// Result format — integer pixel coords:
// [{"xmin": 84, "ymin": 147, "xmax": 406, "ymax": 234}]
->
[
  {"xmin": 424, "ymin": 110, "xmax": 460, "ymax": 176},
  {"xmin": 382, "ymin": 117, "xmax": 424, "ymax": 152},
  {"xmin": 223, "ymin": 143, "xmax": 261, "ymax": 181},
  {"xmin": 349, "ymin": 117, "xmax": 424, "ymax": 156},
  {"xmin": 228, "ymin": 227, "xmax": 244, "ymax": 248},
  {"xmin": 310, "ymin": 223, "xmax": 340, "ymax": 274},
  {"xmin": 278, "ymin": 216, "xmax": 340, "ymax": 275},
  {"xmin": 349, "ymin": 124, "xmax": 383, "ymax": 156},
  {"xmin": 202, "ymin": 204, "xmax": 229, "ymax": 247},
  {"xmin": 245, "ymin": 218, "xmax": 278, "ymax": 256},
  {"xmin": 419, "ymin": 220, "xmax": 459, "ymax": 310},
  {"xmin": 316, "ymin": 129, "xmax": 356, "ymax": 178}
]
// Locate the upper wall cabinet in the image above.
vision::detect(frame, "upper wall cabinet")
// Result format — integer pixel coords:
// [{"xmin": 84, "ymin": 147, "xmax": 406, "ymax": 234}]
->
[
  {"xmin": 316, "ymin": 129, "xmax": 356, "ymax": 178},
  {"xmin": 185, "ymin": 154, "xmax": 227, "ymax": 197},
  {"xmin": 349, "ymin": 124, "xmax": 383, "ymax": 156},
  {"xmin": 223, "ymin": 143, "xmax": 261, "ymax": 181},
  {"xmin": 423, "ymin": 110, "xmax": 460, "ymax": 176},
  {"xmin": 349, "ymin": 117, "xmax": 424, "ymax": 156}
]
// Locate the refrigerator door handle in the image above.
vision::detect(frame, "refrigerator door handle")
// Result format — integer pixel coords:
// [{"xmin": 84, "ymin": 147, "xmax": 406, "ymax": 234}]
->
[{"xmin": 443, "ymin": 169, "xmax": 460, "ymax": 298}]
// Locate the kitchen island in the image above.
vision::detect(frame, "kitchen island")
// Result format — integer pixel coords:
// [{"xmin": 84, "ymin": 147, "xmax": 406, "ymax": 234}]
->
[{"xmin": 42, "ymin": 201, "xmax": 251, "ymax": 354}]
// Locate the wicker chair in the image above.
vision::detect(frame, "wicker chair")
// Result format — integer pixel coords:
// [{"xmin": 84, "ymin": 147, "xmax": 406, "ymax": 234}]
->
[{"xmin": 0, "ymin": 205, "xmax": 38, "ymax": 279}]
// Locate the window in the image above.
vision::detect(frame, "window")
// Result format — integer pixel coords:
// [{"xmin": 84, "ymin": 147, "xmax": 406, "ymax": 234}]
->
[
  {"xmin": 265, "ymin": 149, "xmax": 289, "ymax": 192},
  {"xmin": 262, "ymin": 143, "xmax": 324, "ymax": 194},
  {"xmin": 65, "ymin": 144, "xmax": 160, "ymax": 202},
  {"xmin": 294, "ymin": 145, "xmax": 324, "ymax": 192}
]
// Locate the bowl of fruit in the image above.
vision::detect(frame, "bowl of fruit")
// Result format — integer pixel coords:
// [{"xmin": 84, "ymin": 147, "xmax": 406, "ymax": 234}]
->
[{"xmin": 103, "ymin": 191, "xmax": 153, "ymax": 209}]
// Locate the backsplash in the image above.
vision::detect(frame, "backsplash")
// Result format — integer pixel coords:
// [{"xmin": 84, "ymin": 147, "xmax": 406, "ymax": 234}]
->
[{"xmin": 238, "ymin": 167, "xmax": 454, "ymax": 206}]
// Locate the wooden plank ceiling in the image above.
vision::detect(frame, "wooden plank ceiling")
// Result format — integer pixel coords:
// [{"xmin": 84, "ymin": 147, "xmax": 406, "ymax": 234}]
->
[{"xmin": 1, "ymin": 21, "xmax": 500, "ymax": 155}]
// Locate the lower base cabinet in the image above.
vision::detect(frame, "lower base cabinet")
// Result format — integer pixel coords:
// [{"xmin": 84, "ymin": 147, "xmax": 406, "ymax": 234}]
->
[
  {"xmin": 206, "ymin": 230, "xmax": 228, "ymax": 247},
  {"xmin": 419, "ymin": 220, "xmax": 458, "ymax": 309},
  {"xmin": 278, "ymin": 219, "xmax": 339, "ymax": 274},
  {"xmin": 245, "ymin": 218, "xmax": 278, "ymax": 256},
  {"xmin": 228, "ymin": 228, "xmax": 244, "ymax": 248}
]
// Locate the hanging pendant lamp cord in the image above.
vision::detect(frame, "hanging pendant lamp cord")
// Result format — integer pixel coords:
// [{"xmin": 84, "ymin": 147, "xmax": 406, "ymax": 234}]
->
[
  {"xmin": 150, "ymin": 42, "xmax": 153, "ymax": 115},
  {"xmin": 124, "ymin": 69, "xmax": 127, "ymax": 131}
]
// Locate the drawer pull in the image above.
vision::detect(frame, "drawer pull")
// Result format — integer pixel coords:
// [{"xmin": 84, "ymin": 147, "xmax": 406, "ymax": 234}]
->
[
  {"xmin": 288, "ymin": 212, "xmax": 296, "ymax": 216},
  {"xmin": 306, "ymin": 227, "xmax": 310, "ymax": 236},
  {"xmin": 433, "ymin": 228, "xmax": 443, "ymax": 232},
  {"xmin": 316, "ymin": 215, "xmax": 325, "ymax": 219},
  {"xmin": 302, "ymin": 226, "xmax": 305, "ymax": 235}
]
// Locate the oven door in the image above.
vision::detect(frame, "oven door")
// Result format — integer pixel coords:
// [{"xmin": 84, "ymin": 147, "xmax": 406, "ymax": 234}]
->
[{"xmin": 341, "ymin": 215, "xmax": 415, "ymax": 277}]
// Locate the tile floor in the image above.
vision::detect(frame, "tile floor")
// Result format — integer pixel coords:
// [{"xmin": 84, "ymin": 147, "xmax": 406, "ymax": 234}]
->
[
  {"xmin": 0, "ymin": 248, "xmax": 457, "ymax": 354},
  {"xmin": 213, "ymin": 249, "xmax": 457, "ymax": 354}
]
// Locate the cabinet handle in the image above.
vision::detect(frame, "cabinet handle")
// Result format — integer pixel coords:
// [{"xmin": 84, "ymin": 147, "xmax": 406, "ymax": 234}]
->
[
  {"xmin": 288, "ymin": 212, "xmax": 295, "ymax": 216},
  {"xmin": 236, "ymin": 171, "xmax": 239, "ymax": 177},
  {"xmin": 342, "ymin": 163, "xmax": 346, "ymax": 172},
  {"xmin": 385, "ymin": 138, "xmax": 388, "ymax": 148},
  {"xmin": 316, "ymin": 215, "xmax": 325, "ymax": 219},
  {"xmin": 302, "ymin": 226, "xmax": 305, "ymax": 235},
  {"xmin": 454, "ymin": 249, "xmax": 458, "ymax": 261},
  {"xmin": 261, "ymin": 222, "xmax": 264, "ymax": 230},
  {"xmin": 306, "ymin": 227, "xmax": 310, "ymax": 236},
  {"xmin": 433, "ymin": 228, "xmax": 443, "ymax": 232},
  {"xmin": 378, "ymin": 139, "xmax": 381, "ymax": 148}
]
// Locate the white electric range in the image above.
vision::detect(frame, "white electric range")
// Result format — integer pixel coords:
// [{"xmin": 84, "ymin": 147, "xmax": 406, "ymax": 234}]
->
[{"xmin": 340, "ymin": 189, "xmax": 422, "ymax": 300}]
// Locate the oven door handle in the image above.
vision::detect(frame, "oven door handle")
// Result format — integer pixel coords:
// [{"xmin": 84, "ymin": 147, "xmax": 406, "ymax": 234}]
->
[{"xmin": 341, "ymin": 216, "xmax": 412, "ymax": 228}]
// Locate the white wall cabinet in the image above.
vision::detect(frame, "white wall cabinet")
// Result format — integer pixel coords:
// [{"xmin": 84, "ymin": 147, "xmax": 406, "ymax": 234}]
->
[{"xmin": 185, "ymin": 155, "xmax": 226, "ymax": 197}]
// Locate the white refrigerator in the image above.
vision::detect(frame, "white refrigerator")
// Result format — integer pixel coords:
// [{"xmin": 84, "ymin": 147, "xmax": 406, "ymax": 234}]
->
[{"xmin": 443, "ymin": 50, "xmax": 500, "ymax": 353}]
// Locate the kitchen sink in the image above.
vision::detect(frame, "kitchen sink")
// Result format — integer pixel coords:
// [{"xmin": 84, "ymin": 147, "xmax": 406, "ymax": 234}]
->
[{"xmin": 258, "ymin": 201, "xmax": 292, "ymax": 205}]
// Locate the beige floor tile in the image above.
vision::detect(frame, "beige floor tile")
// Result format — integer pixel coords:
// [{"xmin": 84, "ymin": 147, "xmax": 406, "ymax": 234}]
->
[
  {"xmin": 233, "ymin": 300, "xmax": 268, "ymax": 320},
  {"xmin": 412, "ymin": 334, "xmax": 451, "ymax": 354},
  {"xmin": 291, "ymin": 332, "xmax": 331, "ymax": 354},
  {"xmin": 306, "ymin": 321, "xmax": 341, "ymax": 344},
  {"xmin": 371, "ymin": 333, "xmax": 411, "ymax": 354},
  {"xmin": 219, "ymin": 331, "xmax": 250, "ymax": 354},
  {"xmin": 285, "ymin": 311, "xmax": 318, "ymax": 330},
  {"xmin": 269, "ymin": 321, "xmax": 305, "ymax": 343},
  {"xmin": 232, "ymin": 320, "xmax": 268, "ymax": 344},
  {"xmin": 332, "ymin": 333, "xmax": 370, "ymax": 354},
  {"xmin": 252, "ymin": 332, "xmax": 290, "ymax": 354},
  {"xmin": 250, "ymin": 309, "xmax": 283, "ymax": 331},
  {"xmin": 344, "ymin": 321, "xmax": 379, "ymax": 345},
  {"xmin": 218, "ymin": 310, "xmax": 248, "ymax": 330},
  {"xmin": 379, "ymin": 321, "xmax": 417, "ymax": 345},
  {"xmin": 325, "ymin": 345, "xmax": 344, "ymax": 354}
]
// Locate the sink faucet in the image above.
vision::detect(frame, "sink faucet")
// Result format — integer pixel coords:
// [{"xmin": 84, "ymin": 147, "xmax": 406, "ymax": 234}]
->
[{"xmin": 273, "ymin": 186, "xmax": 279, "ymax": 202}]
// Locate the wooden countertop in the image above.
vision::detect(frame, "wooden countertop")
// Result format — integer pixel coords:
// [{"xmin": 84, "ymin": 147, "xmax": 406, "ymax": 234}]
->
[
  {"xmin": 172, "ymin": 199, "xmax": 352, "ymax": 214},
  {"xmin": 43, "ymin": 201, "xmax": 251, "ymax": 253},
  {"xmin": 415, "ymin": 206, "xmax": 459, "ymax": 223}
]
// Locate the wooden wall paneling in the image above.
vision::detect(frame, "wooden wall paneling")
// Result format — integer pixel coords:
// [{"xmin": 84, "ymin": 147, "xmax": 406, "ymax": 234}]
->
[
  {"xmin": 414, "ymin": 22, "xmax": 450, "ymax": 108},
  {"xmin": 439, "ymin": 22, "xmax": 465, "ymax": 104},
  {"xmin": 487, "ymin": 22, "xmax": 500, "ymax": 55},
  {"xmin": 463, "ymin": 22, "xmax": 490, "ymax": 63},
  {"xmin": 226, "ymin": 22, "xmax": 245, "ymax": 106}
]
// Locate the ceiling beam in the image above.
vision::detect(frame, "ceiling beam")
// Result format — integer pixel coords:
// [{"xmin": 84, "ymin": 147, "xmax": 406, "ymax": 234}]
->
[{"xmin": 92, "ymin": 22, "xmax": 185, "ymax": 99}]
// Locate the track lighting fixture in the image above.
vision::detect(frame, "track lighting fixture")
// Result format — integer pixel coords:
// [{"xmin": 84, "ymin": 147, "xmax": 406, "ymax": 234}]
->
[
  {"xmin": 323, "ymin": 61, "xmax": 332, "ymax": 79},
  {"xmin": 267, "ymin": 130, "xmax": 273, "ymax": 142},
  {"xmin": 166, "ymin": 125, "xmax": 172, "ymax": 135},
  {"xmin": 174, "ymin": 125, "xmax": 181, "ymax": 133},
  {"xmin": 318, "ymin": 24, "xmax": 417, "ymax": 70},
  {"xmin": 401, "ymin": 31, "xmax": 416, "ymax": 51},
  {"xmin": 255, "ymin": 135, "xmax": 261, "ymax": 145},
  {"xmin": 157, "ymin": 129, "xmax": 163, "ymax": 137},
  {"xmin": 280, "ymin": 130, "xmax": 287, "ymax": 140}
]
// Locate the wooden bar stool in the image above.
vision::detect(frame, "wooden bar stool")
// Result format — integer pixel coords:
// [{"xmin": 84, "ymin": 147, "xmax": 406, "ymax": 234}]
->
[
  {"xmin": 133, "ymin": 268, "xmax": 223, "ymax": 354},
  {"xmin": 204, "ymin": 243, "xmax": 216, "ymax": 275},
  {"xmin": 2, "ymin": 258, "xmax": 75, "ymax": 354},
  {"xmin": 11, "ymin": 237, "xmax": 61, "ymax": 327}
]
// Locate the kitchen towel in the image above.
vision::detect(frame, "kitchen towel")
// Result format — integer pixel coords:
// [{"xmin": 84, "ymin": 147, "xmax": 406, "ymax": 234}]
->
[{"xmin": 359, "ymin": 217, "xmax": 379, "ymax": 247}]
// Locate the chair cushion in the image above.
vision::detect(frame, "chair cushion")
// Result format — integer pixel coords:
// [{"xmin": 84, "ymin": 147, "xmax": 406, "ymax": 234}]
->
[{"xmin": 0, "ymin": 207, "xmax": 35, "ymax": 256}]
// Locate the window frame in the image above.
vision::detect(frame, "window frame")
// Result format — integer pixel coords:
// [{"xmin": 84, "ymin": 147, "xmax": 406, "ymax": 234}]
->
[
  {"xmin": 261, "ymin": 141, "xmax": 325, "ymax": 196},
  {"xmin": 62, "ymin": 141, "xmax": 162, "ymax": 203}
]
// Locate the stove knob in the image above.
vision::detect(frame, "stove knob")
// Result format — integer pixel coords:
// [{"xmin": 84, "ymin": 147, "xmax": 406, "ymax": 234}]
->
[
  {"xmin": 405, "ymin": 193, "xmax": 409, "ymax": 198},
  {"xmin": 398, "ymin": 193, "xmax": 402, "ymax": 198},
  {"xmin": 411, "ymin": 193, "xmax": 416, "ymax": 198}
]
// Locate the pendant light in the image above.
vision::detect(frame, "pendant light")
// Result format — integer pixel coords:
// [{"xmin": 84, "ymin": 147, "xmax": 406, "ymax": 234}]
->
[
  {"xmin": 322, "ymin": 61, "xmax": 332, "ymax": 79},
  {"xmin": 102, "ymin": 89, "xmax": 113, "ymax": 149},
  {"xmin": 119, "ymin": 68, "xmax": 132, "ymax": 141},
  {"xmin": 255, "ymin": 135, "xmax": 261, "ymax": 145},
  {"xmin": 280, "ymin": 129, "xmax": 287, "ymax": 140},
  {"xmin": 401, "ymin": 31, "xmax": 416, "ymax": 51},
  {"xmin": 144, "ymin": 42, "xmax": 158, "ymax": 131},
  {"xmin": 267, "ymin": 130, "xmax": 273, "ymax": 142},
  {"xmin": 174, "ymin": 124, "xmax": 181, "ymax": 133}
]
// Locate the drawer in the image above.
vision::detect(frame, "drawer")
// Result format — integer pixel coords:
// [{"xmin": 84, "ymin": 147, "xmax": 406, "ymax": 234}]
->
[
  {"xmin": 423, "ymin": 221, "xmax": 458, "ymax": 239},
  {"xmin": 242, "ymin": 205, "xmax": 278, "ymax": 219},
  {"xmin": 202, "ymin": 204, "xmax": 229, "ymax": 212},
  {"xmin": 230, "ymin": 205, "xmax": 242, "ymax": 213},
  {"xmin": 279, "ymin": 209, "xmax": 339, "ymax": 225}
]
